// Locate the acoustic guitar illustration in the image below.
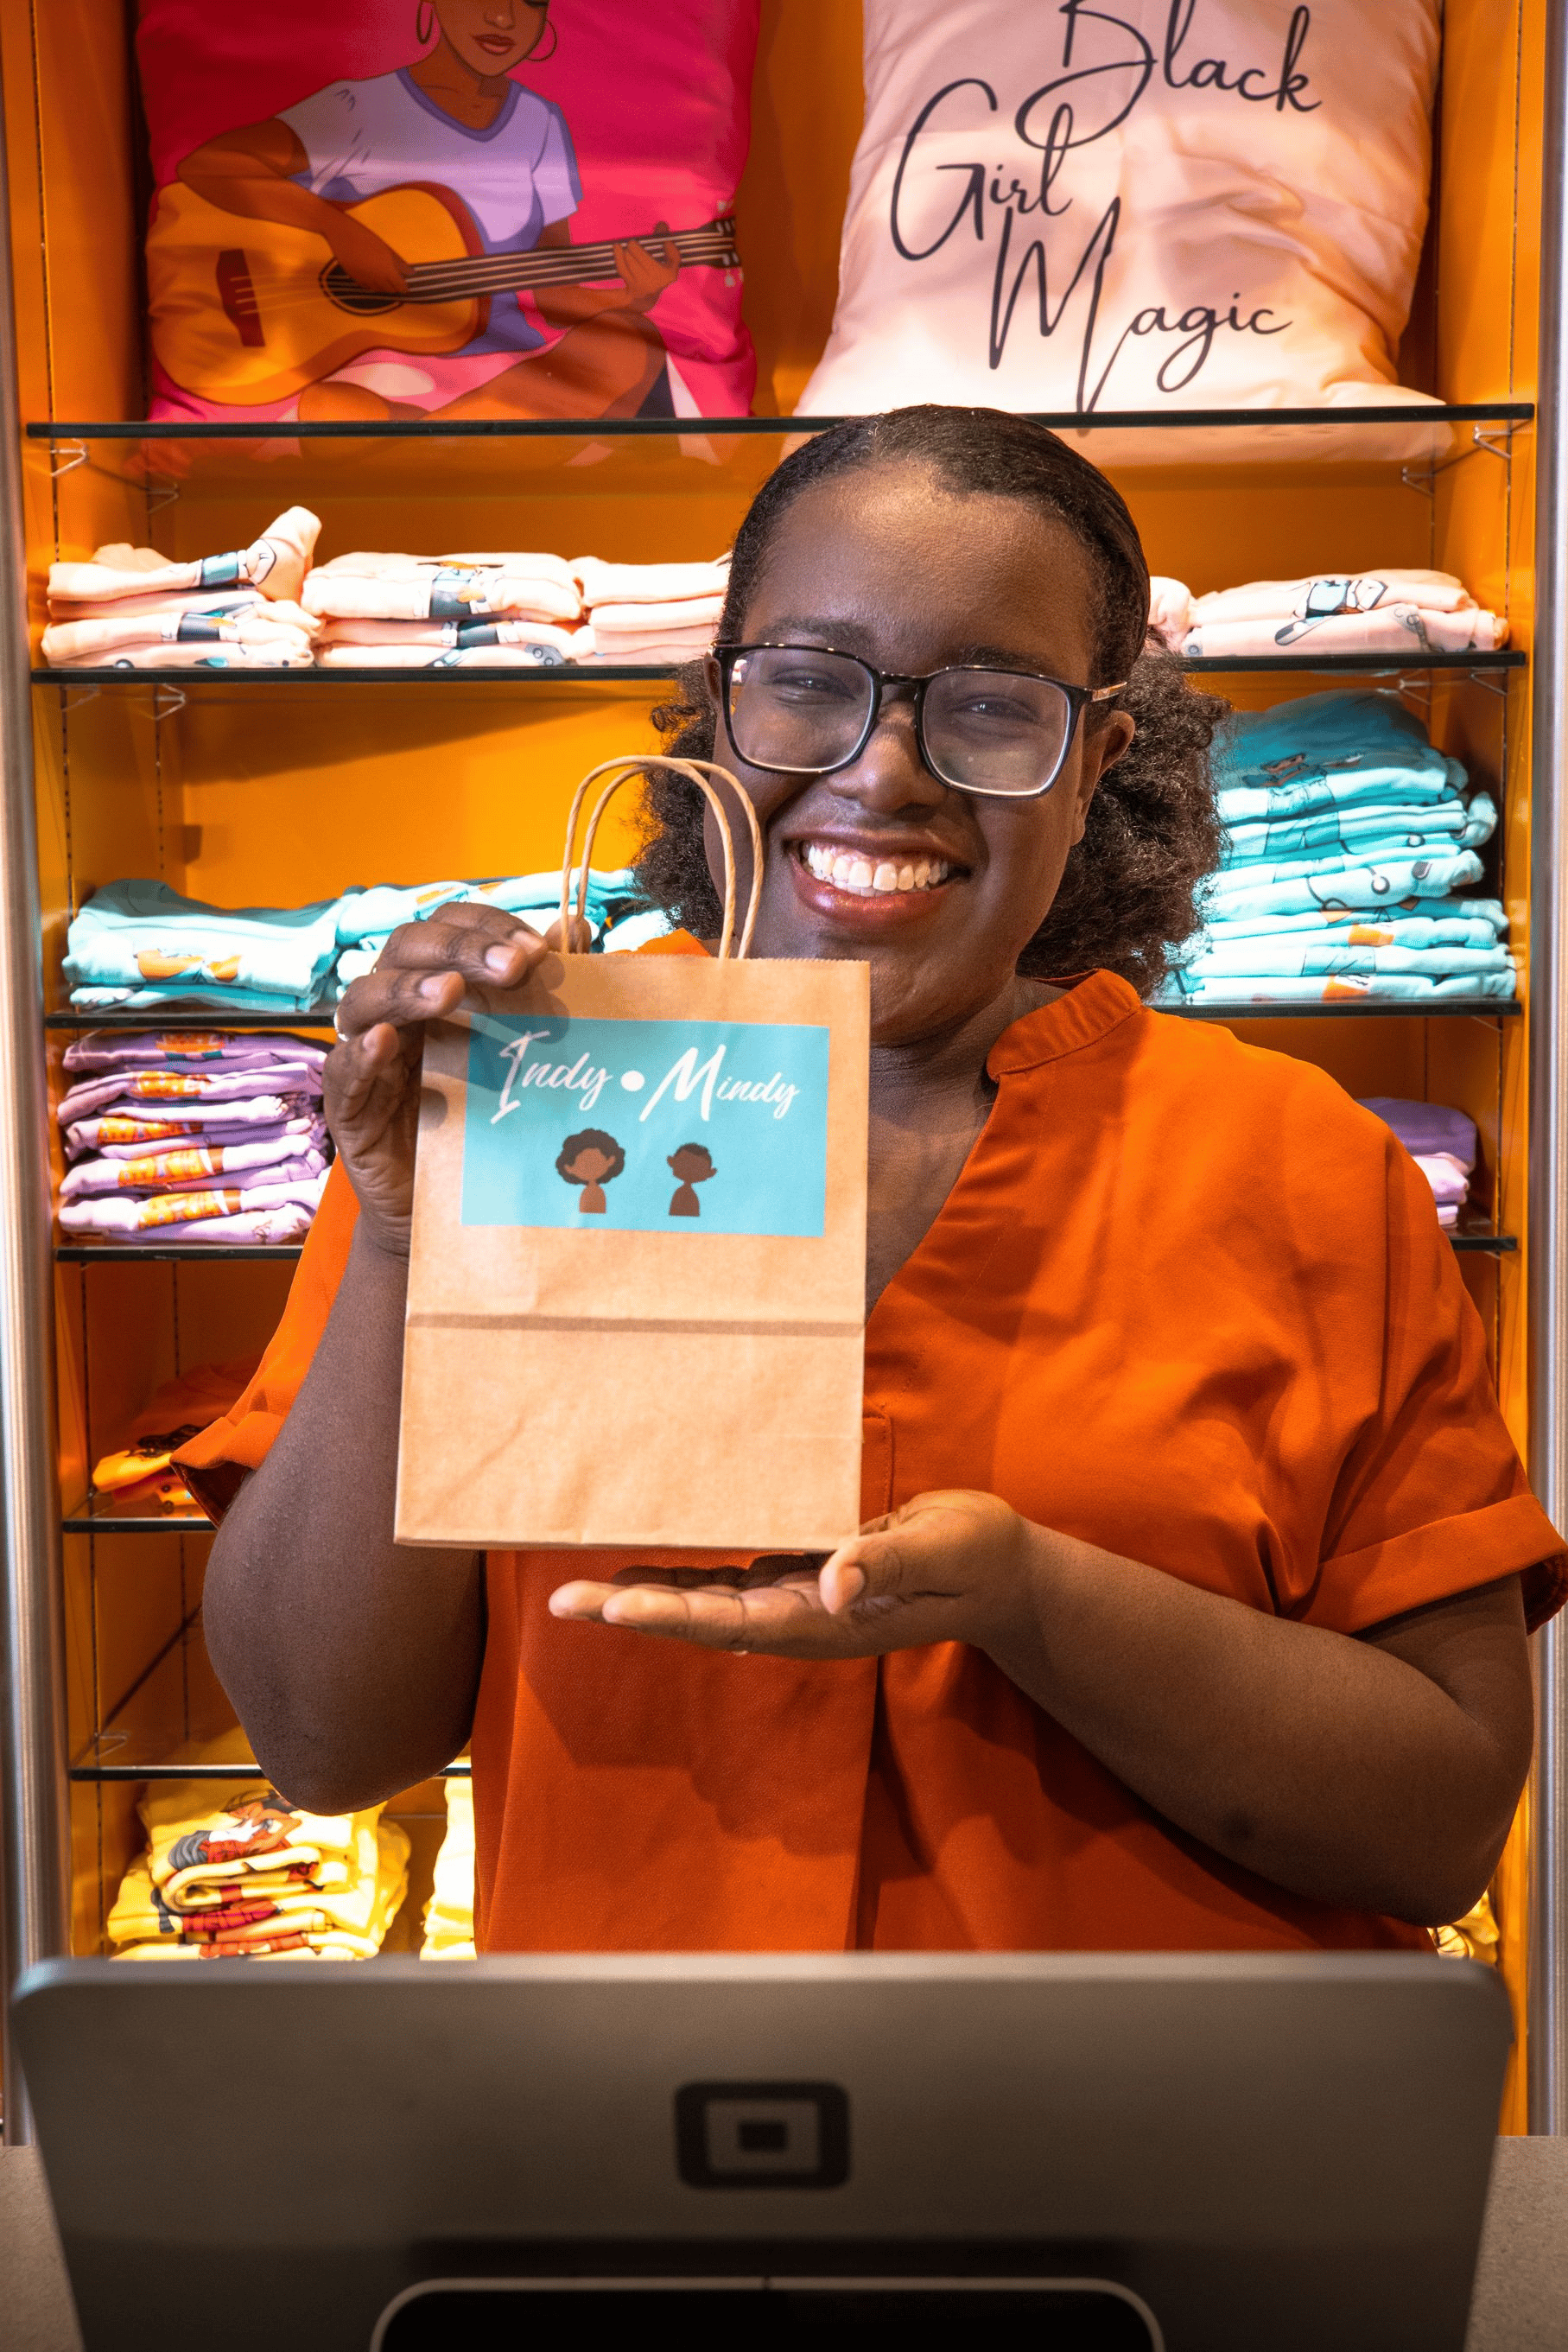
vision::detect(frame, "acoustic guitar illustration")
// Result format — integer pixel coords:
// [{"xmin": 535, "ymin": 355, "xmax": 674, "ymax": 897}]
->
[{"xmin": 147, "ymin": 181, "xmax": 740, "ymax": 406}]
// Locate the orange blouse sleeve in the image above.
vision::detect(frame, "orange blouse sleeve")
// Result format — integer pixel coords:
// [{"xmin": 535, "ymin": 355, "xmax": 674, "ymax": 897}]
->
[
  {"xmin": 1305, "ymin": 1135, "xmax": 1566, "ymax": 1635},
  {"xmin": 174, "ymin": 1160, "xmax": 359, "ymax": 1521}
]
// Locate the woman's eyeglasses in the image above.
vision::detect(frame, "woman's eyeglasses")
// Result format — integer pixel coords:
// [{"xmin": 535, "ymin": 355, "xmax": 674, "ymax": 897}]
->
[{"xmin": 713, "ymin": 643, "xmax": 1127, "ymax": 801}]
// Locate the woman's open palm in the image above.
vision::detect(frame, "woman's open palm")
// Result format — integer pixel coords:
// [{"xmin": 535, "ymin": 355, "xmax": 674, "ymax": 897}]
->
[{"xmin": 548, "ymin": 1491, "xmax": 1035, "ymax": 1660}]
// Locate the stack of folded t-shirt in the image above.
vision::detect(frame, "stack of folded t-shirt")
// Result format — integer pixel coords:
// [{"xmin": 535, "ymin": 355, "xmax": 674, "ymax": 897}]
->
[
  {"xmin": 1358, "ymin": 1097, "xmax": 1480, "ymax": 1230},
  {"xmin": 65, "ymin": 870, "xmax": 656, "ymax": 1014},
  {"xmin": 41, "ymin": 509, "xmax": 321, "ymax": 669},
  {"xmin": 56, "ymin": 1031, "xmax": 329, "ymax": 1246},
  {"xmin": 303, "ymin": 550, "xmax": 587, "ymax": 667},
  {"xmin": 571, "ymin": 555, "xmax": 728, "ymax": 664},
  {"xmin": 1148, "ymin": 569, "xmax": 1507, "ymax": 659},
  {"xmin": 109, "ymin": 1767, "xmax": 409, "ymax": 1961},
  {"xmin": 332, "ymin": 867, "xmax": 651, "ymax": 988},
  {"xmin": 420, "ymin": 1776, "xmax": 476, "ymax": 1961},
  {"xmin": 89, "ymin": 1357, "xmax": 257, "ymax": 1516},
  {"xmin": 1156, "ymin": 691, "xmax": 1516, "ymax": 1008}
]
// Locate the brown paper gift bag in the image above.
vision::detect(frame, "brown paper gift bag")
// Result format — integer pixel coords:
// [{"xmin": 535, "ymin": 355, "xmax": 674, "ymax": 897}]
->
[{"xmin": 397, "ymin": 757, "xmax": 869, "ymax": 1551}]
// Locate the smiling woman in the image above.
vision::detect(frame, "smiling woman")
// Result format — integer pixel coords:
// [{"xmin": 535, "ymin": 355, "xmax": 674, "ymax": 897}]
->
[{"xmin": 187, "ymin": 404, "xmax": 1565, "ymax": 1961}]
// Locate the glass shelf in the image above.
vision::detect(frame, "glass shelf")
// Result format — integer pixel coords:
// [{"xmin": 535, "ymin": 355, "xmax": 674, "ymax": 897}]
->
[
  {"xmin": 1179, "ymin": 651, "xmax": 1525, "ymax": 677},
  {"xmin": 22, "ymin": 403, "xmax": 1535, "ymax": 499},
  {"xmin": 1451, "ymin": 1231, "xmax": 1518, "ymax": 1253},
  {"xmin": 1169, "ymin": 999, "xmax": 1521, "ymax": 1021},
  {"xmin": 48, "ymin": 1000, "xmax": 1522, "ymax": 1038},
  {"xmin": 32, "ymin": 664, "xmax": 680, "ymax": 688},
  {"xmin": 55, "ymin": 1243, "xmax": 303, "ymax": 1262},
  {"xmin": 29, "ymin": 404, "xmax": 1534, "ymax": 440},
  {"xmin": 47, "ymin": 1009, "xmax": 335, "ymax": 1029},
  {"xmin": 31, "ymin": 650, "xmax": 1527, "ymax": 690},
  {"xmin": 63, "ymin": 1503, "xmax": 213, "ymax": 1535},
  {"xmin": 71, "ymin": 1752, "xmax": 470, "ymax": 1782}
]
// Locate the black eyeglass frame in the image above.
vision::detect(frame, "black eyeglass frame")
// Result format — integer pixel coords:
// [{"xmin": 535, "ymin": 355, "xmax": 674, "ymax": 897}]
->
[{"xmin": 709, "ymin": 642, "xmax": 1128, "ymax": 800}]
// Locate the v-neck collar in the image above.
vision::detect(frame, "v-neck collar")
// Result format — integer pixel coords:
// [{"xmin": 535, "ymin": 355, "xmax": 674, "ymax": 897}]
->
[
  {"xmin": 984, "ymin": 968, "xmax": 1144, "ymax": 1076},
  {"xmin": 867, "ymin": 969, "xmax": 1146, "ymax": 1335}
]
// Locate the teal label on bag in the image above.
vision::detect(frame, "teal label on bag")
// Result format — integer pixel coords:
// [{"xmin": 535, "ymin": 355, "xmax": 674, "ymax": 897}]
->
[{"xmin": 461, "ymin": 1014, "xmax": 830, "ymax": 1236}]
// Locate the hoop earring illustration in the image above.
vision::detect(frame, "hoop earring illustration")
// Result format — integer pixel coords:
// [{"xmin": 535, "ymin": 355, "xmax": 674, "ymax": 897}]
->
[
  {"xmin": 533, "ymin": 16, "xmax": 558, "ymax": 60},
  {"xmin": 416, "ymin": 0, "xmax": 435, "ymax": 45}
]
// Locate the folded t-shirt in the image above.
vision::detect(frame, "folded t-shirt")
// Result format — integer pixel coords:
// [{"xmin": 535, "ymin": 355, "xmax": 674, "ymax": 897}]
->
[
  {"xmin": 302, "ymin": 553, "xmax": 581, "ymax": 626},
  {"xmin": 1221, "ymin": 799, "xmax": 1472, "ymax": 867},
  {"xmin": 314, "ymin": 640, "xmax": 581, "ymax": 671},
  {"xmin": 59, "ymin": 1173, "xmax": 327, "ymax": 1236},
  {"xmin": 571, "ymin": 556, "xmax": 730, "ymax": 607},
  {"xmin": 1173, "ymin": 942, "xmax": 1514, "ymax": 980},
  {"xmin": 1184, "ymin": 606, "xmax": 1508, "ymax": 659},
  {"xmin": 1203, "ymin": 895, "xmax": 1507, "ymax": 944},
  {"xmin": 48, "ymin": 509, "xmax": 320, "ymax": 609},
  {"xmin": 1358, "ymin": 1097, "xmax": 1480, "ymax": 1166},
  {"xmin": 79, "ymin": 1115, "xmax": 324, "ymax": 1162},
  {"xmin": 1205, "ymin": 850, "xmax": 1487, "ymax": 921},
  {"xmin": 1158, "ymin": 968, "xmax": 1516, "ymax": 1004},
  {"xmin": 66, "ymin": 880, "xmax": 341, "ymax": 1007},
  {"xmin": 63, "ymin": 1030, "xmax": 327, "ymax": 1077},
  {"xmin": 59, "ymin": 1064, "xmax": 325, "ymax": 1127},
  {"xmin": 41, "ymin": 601, "xmax": 321, "ymax": 664},
  {"xmin": 62, "ymin": 1099, "xmax": 320, "ymax": 1155},
  {"xmin": 1195, "ymin": 569, "xmax": 1486, "ymax": 624},
  {"xmin": 60, "ymin": 1141, "xmax": 328, "ymax": 1198},
  {"xmin": 314, "ymin": 617, "xmax": 585, "ymax": 657}
]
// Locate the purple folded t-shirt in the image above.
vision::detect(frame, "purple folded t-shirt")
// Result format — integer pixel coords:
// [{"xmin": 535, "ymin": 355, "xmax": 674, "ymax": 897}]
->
[
  {"xmin": 60, "ymin": 1142, "xmax": 328, "ymax": 1198},
  {"xmin": 62, "ymin": 1031, "xmax": 328, "ymax": 1076},
  {"xmin": 58, "ymin": 1063, "xmax": 324, "ymax": 1125},
  {"xmin": 61, "ymin": 1098, "xmax": 320, "ymax": 1153},
  {"xmin": 79, "ymin": 1114, "xmax": 325, "ymax": 1160},
  {"xmin": 58, "ymin": 1173, "xmax": 327, "ymax": 1236},
  {"xmin": 1357, "ymin": 1097, "xmax": 1478, "ymax": 1170}
]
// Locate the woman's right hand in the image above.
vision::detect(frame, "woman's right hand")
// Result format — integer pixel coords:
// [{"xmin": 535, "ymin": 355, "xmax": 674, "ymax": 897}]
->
[
  {"xmin": 325, "ymin": 903, "xmax": 579, "ymax": 1259},
  {"xmin": 327, "ymin": 211, "xmax": 410, "ymax": 298}
]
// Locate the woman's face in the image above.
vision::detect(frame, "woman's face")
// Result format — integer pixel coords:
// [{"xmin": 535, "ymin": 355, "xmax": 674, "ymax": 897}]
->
[
  {"xmin": 706, "ymin": 464, "xmax": 1136, "ymax": 1047},
  {"xmin": 568, "ymin": 1147, "xmax": 613, "ymax": 1183},
  {"xmin": 434, "ymin": 0, "xmax": 548, "ymax": 74}
]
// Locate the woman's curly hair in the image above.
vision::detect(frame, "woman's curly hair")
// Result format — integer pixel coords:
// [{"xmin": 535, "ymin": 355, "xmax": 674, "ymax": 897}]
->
[{"xmin": 634, "ymin": 405, "xmax": 1227, "ymax": 997}]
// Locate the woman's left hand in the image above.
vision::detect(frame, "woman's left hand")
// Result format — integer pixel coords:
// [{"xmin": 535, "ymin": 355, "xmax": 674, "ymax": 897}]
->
[{"xmin": 548, "ymin": 1489, "xmax": 1037, "ymax": 1659}]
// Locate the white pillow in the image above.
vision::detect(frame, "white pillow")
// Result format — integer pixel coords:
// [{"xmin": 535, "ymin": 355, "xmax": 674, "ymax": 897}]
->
[{"xmin": 799, "ymin": 0, "xmax": 1439, "ymax": 417}]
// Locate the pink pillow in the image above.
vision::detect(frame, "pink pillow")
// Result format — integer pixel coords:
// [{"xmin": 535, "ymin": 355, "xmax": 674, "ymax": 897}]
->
[{"xmin": 136, "ymin": 1, "xmax": 757, "ymax": 423}]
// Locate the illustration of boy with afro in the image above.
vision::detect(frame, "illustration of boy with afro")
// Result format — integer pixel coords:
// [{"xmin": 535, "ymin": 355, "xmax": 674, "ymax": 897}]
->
[
  {"xmin": 165, "ymin": 1787, "xmax": 302, "ymax": 1874},
  {"xmin": 667, "ymin": 1141, "xmax": 717, "ymax": 1217},
  {"xmin": 557, "ymin": 1128, "xmax": 625, "ymax": 1215}
]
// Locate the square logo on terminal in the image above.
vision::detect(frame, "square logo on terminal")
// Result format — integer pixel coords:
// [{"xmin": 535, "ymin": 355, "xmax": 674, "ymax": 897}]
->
[{"xmin": 675, "ymin": 2081, "xmax": 851, "ymax": 2190}]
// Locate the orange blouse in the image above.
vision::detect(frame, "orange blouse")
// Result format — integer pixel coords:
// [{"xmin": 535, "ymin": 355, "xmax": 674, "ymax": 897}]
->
[{"xmin": 180, "ymin": 968, "xmax": 1566, "ymax": 1956}]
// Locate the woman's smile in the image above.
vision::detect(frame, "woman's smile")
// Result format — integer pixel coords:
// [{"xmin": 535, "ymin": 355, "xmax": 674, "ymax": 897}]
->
[{"xmin": 786, "ymin": 832, "xmax": 963, "ymax": 922}]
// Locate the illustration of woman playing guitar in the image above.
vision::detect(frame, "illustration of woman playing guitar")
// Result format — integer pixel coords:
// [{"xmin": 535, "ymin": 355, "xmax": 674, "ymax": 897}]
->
[{"xmin": 163, "ymin": 0, "xmax": 692, "ymax": 420}]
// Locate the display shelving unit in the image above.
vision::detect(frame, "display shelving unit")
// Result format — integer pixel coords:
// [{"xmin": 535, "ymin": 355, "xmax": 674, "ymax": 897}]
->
[{"xmin": 2, "ymin": 0, "xmax": 1566, "ymax": 2148}]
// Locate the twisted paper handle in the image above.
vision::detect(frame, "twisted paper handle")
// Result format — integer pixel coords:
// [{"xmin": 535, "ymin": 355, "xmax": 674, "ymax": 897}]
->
[{"xmin": 559, "ymin": 755, "xmax": 765, "ymax": 961}]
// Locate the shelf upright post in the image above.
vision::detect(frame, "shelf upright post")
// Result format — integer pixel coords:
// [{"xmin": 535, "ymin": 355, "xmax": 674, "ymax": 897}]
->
[
  {"xmin": 1531, "ymin": 0, "xmax": 1568, "ymax": 2139},
  {"xmin": 0, "ymin": 56, "xmax": 69, "ymax": 2145}
]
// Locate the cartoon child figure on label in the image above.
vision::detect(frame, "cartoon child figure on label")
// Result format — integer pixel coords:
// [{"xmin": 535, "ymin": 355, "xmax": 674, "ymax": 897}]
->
[
  {"xmin": 165, "ymin": 1788, "xmax": 302, "ymax": 1873},
  {"xmin": 557, "ymin": 1128, "xmax": 624, "ymax": 1215},
  {"xmin": 667, "ymin": 1141, "xmax": 716, "ymax": 1217}
]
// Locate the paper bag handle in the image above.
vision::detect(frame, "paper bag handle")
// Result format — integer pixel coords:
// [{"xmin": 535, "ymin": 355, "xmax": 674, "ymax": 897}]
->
[{"xmin": 559, "ymin": 755, "xmax": 765, "ymax": 962}]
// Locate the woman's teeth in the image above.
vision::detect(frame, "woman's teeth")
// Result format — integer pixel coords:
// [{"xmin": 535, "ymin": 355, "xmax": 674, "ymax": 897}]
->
[{"xmin": 800, "ymin": 842, "xmax": 952, "ymax": 895}]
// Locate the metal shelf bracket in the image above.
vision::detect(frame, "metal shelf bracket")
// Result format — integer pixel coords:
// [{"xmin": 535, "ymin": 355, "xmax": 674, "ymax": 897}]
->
[{"xmin": 1402, "ymin": 419, "xmax": 1524, "ymax": 495}]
